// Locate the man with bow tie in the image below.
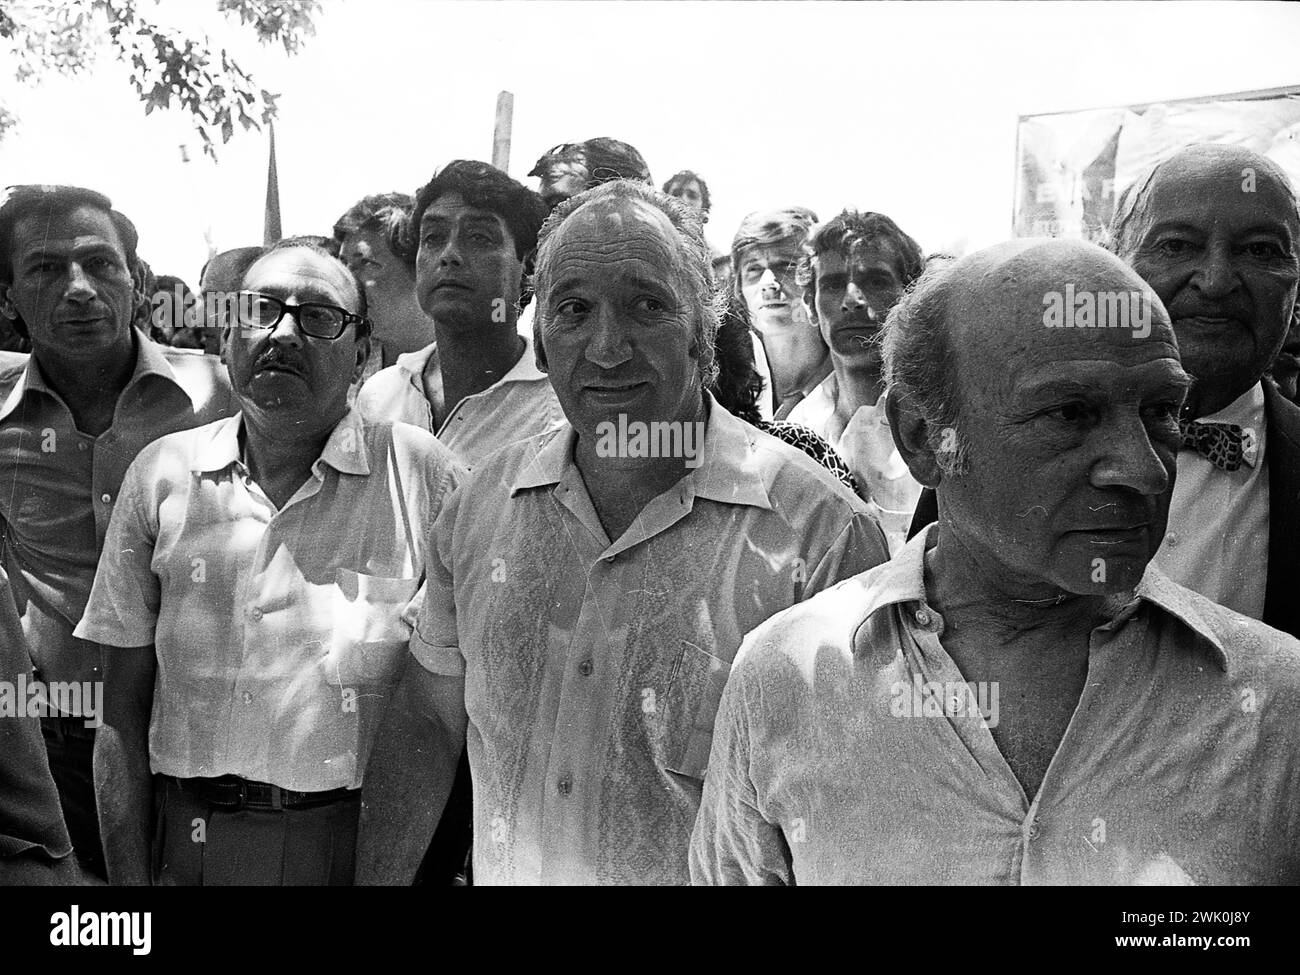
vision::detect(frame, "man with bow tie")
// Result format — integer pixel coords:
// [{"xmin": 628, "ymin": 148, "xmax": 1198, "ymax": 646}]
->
[{"xmin": 1106, "ymin": 144, "xmax": 1300, "ymax": 633}]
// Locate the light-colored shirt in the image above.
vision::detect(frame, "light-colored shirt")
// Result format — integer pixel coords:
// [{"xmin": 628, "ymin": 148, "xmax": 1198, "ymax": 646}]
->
[
  {"xmin": 411, "ymin": 396, "xmax": 889, "ymax": 885},
  {"xmin": 786, "ymin": 372, "xmax": 919, "ymax": 551},
  {"xmin": 356, "ymin": 331, "xmax": 565, "ymax": 469},
  {"xmin": 75, "ymin": 410, "xmax": 464, "ymax": 792},
  {"xmin": 690, "ymin": 525, "xmax": 1300, "ymax": 885},
  {"xmin": 0, "ymin": 332, "xmax": 235, "ymax": 689},
  {"xmin": 1155, "ymin": 382, "xmax": 1268, "ymax": 620}
]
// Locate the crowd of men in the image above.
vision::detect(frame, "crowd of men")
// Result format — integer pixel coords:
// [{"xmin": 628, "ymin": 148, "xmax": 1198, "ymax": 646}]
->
[{"xmin": 1, "ymin": 134, "xmax": 1299, "ymax": 886}]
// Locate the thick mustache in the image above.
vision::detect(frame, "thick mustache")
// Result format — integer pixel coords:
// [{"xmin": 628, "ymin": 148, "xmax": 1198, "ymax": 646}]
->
[{"xmin": 254, "ymin": 353, "xmax": 306, "ymax": 375}]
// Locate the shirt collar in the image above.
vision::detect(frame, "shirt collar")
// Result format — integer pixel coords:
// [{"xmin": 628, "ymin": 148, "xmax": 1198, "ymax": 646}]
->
[
  {"xmin": 395, "ymin": 332, "xmax": 547, "ymax": 392},
  {"xmin": 193, "ymin": 407, "xmax": 371, "ymax": 477},
  {"xmin": 510, "ymin": 392, "xmax": 772, "ymax": 511},
  {"xmin": 1186, "ymin": 381, "xmax": 1265, "ymax": 468},
  {"xmin": 0, "ymin": 327, "xmax": 188, "ymax": 422},
  {"xmin": 851, "ymin": 523, "xmax": 1228, "ymax": 669}
]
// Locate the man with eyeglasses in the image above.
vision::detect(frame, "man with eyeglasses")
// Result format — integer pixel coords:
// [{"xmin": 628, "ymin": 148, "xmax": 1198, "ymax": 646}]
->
[
  {"xmin": 76, "ymin": 237, "xmax": 464, "ymax": 884},
  {"xmin": 0, "ymin": 185, "xmax": 235, "ymax": 880}
]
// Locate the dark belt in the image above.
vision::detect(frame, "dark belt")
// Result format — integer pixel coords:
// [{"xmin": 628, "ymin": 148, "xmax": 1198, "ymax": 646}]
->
[
  {"xmin": 172, "ymin": 775, "xmax": 359, "ymax": 811},
  {"xmin": 40, "ymin": 713, "xmax": 97, "ymax": 743}
]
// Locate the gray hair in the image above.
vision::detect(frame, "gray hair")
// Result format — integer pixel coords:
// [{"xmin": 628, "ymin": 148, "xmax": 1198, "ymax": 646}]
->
[
  {"xmin": 532, "ymin": 179, "xmax": 725, "ymax": 388},
  {"xmin": 881, "ymin": 256, "xmax": 969, "ymax": 475}
]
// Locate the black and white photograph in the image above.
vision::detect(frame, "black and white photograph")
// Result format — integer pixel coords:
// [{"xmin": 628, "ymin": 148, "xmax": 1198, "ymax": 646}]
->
[{"xmin": 0, "ymin": 0, "xmax": 1295, "ymax": 945}]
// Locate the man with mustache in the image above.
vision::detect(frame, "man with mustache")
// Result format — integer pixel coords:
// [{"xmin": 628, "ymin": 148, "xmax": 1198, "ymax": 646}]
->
[
  {"xmin": 729, "ymin": 207, "xmax": 830, "ymax": 421},
  {"xmin": 356, "ymin": 182, "xmax": 888, "ymax": 885},
  {"xmin": 0, "ymin": 185, "xmax": 235, "ymax": 879},
  {"xmin": 692, "ymin": 239, "xmax": 1300, "ymax": 885},
  {"xmin": 788, "ymin": 210, "xmax": 925, "ymax": 550},
  {"xmin": 357, "ymin": 161, "xmax": 564, "ymax": 469},
  {"xmin": 75, "ymin": 238, "xmax": 464, "ymax": 884}
]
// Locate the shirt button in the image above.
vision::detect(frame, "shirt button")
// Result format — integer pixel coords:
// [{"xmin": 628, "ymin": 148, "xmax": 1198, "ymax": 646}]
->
[
  {"xmin": 557, "ymin": 776, "xmax": 572, "ymax": 796},
  {"xmin": 250, "ymin": 607, "xmax": 263, "ymax": 621},
  {"xmin": 100, "ymin": 493, "xmax": 112, "ymax": 504},
  {"xmin": 578, "ymin": 659, "xmax": 593, "ymax": 676},
  {"xmin": 77, "ymin": 443, "xmax": 88, "ymax": 452},
  {"xmin": 1027, "ymin": 817, "xmax": 1040, "ymax": 840},
  {"xmin": 242, "ymin": 691, "xmax": 253, "ymax": 705},
  {"xmin": 1166, "ymin": 533, "xmax": 1178, "ymax": 547},
  {"xmin": 914, "ymin": 609, "xmax": 932, "ymax": 627}
]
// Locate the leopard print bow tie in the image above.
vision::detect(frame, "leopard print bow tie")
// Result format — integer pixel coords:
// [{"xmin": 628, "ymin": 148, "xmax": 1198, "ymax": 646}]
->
[{"xmin": 1178, "ymin": 419, "xmax": 1245, "ymax": 472}]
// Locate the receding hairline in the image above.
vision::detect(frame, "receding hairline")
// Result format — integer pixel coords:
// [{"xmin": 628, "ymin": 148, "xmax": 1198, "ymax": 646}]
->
[{"xmin": 243, "ymin": 246, "xmax": 362, "ymax": 310}]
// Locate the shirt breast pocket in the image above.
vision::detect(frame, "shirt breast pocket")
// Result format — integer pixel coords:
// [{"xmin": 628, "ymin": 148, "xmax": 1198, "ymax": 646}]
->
[
  {"xmin": 655, "ymin": 640, "xmax": 732, "ymax": 782},
  {"xmin": 323, "ymin": 568, "xmax": 420, "ymax": 688}
]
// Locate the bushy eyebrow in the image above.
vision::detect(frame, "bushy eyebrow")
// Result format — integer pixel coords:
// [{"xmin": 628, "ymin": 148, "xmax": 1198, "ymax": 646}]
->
[{"xmin": 1017, "ymin": 374, "xmax": 1193, "ymax": 400}]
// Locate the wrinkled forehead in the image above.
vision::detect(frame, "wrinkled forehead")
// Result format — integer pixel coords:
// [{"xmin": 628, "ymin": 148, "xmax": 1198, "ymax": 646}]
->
[
  {"xmin": 12, "ymin": 204, "xmax": 124, "ymax": 256},
  {"xmin": 244, "ymin": 247, "xmax": 360, "ymax": 309},
  {"xmin": 547, "ymin": 197, "xmax": 685, "ymax": 270},
  {"xmin": 1143, "ymin": 152, "xmax": 1300, "ymax": 233}
]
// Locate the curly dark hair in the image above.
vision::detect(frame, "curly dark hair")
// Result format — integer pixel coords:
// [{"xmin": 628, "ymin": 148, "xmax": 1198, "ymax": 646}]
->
[
  {"xmin": 393, "ymin": 160, "xmax": 548, "ymax": 275},
  {"xmin": 708, "ymin": 303, "xmax": 766, "ymax": 425},
  {"xmin": 332, "ymin": 191, "xmax": 414, "ymax": 246},
  {"xmin": 797, "ymin": 210, "xmax": 924, "ymax": 295},
  {"xmin": 662, "ymin": 170, "xmax": 711, "ymax": 213}
]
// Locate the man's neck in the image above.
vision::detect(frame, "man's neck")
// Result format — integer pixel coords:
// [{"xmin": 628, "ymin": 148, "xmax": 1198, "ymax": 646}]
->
[
  {"xmin": 574, "ymin": 392, "xmax": 709, "ymax": 543},
  {"xmin": 759, "ymin": 327, "xmax": 830, "ymax": 405},
  {"xmin": 34, "ymin": 334, "xmax": 137, "ymax": 436},
  {"xmin": 241, "ymin": 409, "xmax": 341, "ymax": 509},
  {"xmin": 829, "ymin": 357, "xmax": 885, "ymax": 434},
  {"xmin": 433, "ymin": 319, "xmax": 524, "ymax": 419}
]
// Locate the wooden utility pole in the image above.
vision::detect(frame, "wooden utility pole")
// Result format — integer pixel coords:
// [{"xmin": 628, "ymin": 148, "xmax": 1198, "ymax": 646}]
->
[{"xmin": 492, "ymin": 91, "xmax": 514, "ymax": 172}]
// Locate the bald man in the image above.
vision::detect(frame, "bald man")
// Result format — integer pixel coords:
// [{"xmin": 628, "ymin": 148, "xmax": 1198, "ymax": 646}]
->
[{"xmin": 692, "ymin": 239, "xmax": 1300, "ymax": 885}]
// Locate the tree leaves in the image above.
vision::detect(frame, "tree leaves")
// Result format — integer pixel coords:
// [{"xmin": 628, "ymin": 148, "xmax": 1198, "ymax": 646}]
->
[{"xmin": 0, "ymin": 0, "xmax": 317, "ymax": 159}]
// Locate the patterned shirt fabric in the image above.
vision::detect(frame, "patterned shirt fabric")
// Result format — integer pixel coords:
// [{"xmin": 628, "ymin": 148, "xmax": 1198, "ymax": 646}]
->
[
  {"xmin": 355, "ymin": 331, "xmax": 566, "ymax": 469},
  {"xmin": 411, "ymin": 395, "xmax": 889, "ymax": 885},
  {"xmin": 74, "ymin": 410, "xmax": 464, "ymax": 792},
  {"xmin": 1155, "ymin": 382, "xmax": 1268, "ymax": 620},
  {"xmin": 757, "ymin": 419, "xmax": 857, "ymax": 494},
  {"xmin": 0, "ymin": 563, "xmax": 72, "ymax": 860},
  {"xmin": 0, "ymin": 332, "xmax": 235, "ymax": 690},
  {"xmin": 690, "ymin": 524, "xmax": 1300, "ymax": 885}
]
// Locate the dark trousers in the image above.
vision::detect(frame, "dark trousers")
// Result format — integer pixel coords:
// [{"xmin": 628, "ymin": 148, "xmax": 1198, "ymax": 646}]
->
[
  {"xmin": 153, "ymin": 777, "xmax": 360, "ymax": 885},
  {"xmin": 39, "ymin": 716, "xmax": 105, "ymax": 881},
  {"xmin": 415, "ymin": 747, "xmax": 473, "ymax": 885}
]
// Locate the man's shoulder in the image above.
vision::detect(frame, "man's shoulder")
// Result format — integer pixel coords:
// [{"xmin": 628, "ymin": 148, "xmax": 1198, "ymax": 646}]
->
[
  {"xmin": 367, "ymin": 417, "xmax": 463, "ymax": 473},
  {"xmin": 158, "ymin": 347, "xmax": 234, "ymax": 419},
  {"xmin": 734, "ymin": 570, "xmax": 881, "ymax": 679},
  {"xmin": 1163, "ymin": 579, "xmax": 1300, "ymax": 681},
  {"xmin": 125, "ymin": 415, "xmax": 233, "ymax": 486}
]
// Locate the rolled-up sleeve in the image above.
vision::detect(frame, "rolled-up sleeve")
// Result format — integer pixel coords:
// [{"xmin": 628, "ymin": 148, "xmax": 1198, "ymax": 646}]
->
[
  {"xmin": 690, "ymin": 658, "xmax": 792, "ymax": 885},
  {"xmin": 72, "ymin": 449, "xmax": 161, "ymax": 648},
  {"xmin": 409, "ymin": 483, "xmax": 464, "ymax": 677}
]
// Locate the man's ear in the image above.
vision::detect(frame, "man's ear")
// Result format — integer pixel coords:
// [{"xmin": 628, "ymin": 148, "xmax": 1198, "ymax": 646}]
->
[
  {"xmin": 0, "ymin": 286, "xmax": 16, "ymax": 321},
  {"xmin": 532, "ymin": 313, "xmax": 548, "ymax": 373},
  {"xmin": 885, "ymin": 386, "xmax": 943, "ymax": 489},
  {"xmin": 352, "ymin": 335, "xmax": 371, "ymax": 384}
]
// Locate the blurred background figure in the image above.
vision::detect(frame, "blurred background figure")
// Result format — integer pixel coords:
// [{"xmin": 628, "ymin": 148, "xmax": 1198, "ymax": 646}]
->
[
  {"xmin": 663, "ymin": 169, "xmax": 711, "ymax": 221},
  {"xmin": 334, "ymin": 192, "xmax": 434, "ymax": 373},
  {"xmin": 729, "ymin": 206, "xmax": 828, "ymax": 420},
  {"xmin": 150, "ymin": 274, "xmax": 196, "ymax": 348},
  {"xmin": 528, "ymin": 136, "xmax": 652, "ymax": 210},
  {"xmin": 196, "ymin": 246, "xmax": 264, "ymax": 359}
]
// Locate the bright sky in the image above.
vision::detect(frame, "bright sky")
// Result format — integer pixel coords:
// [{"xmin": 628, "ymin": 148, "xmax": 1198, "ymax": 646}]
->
[{"xmin": 2, "ymin": 0, "xmax": 1298, "ymax": 284}]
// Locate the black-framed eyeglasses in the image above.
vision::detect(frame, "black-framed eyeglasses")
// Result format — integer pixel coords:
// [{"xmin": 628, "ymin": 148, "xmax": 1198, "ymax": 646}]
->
[{"xmin": 234, "ymin": 291, "xmax": 368, "ymax": 341}]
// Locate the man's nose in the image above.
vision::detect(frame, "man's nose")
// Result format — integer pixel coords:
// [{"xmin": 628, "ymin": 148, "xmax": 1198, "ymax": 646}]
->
[
  {"xmin": 759, "ymin": 268, "xmax": 782, "ymax": 297},
  {"xmin": 268, "ymin": 311, "xmax": 304, "ymax": 348},
  {"xmin": 1189, "ymin": 241, "xmax": 1239, "ymax": 299},
  {"xmin": 1090, "ymin": 415, "xmax": 1170, "ymax": 496},
  {"xmin": 584, "ymin": 303, "xmax": 632, "ymax": 369},
  {"xmin": 437, "ymin": 234, "xmax": 463, "ymax": 268},
  {"xmin": 842, "ymin": 280, "xmax": 868, "ymax": 314},
  {"xmin": 64, "ymin": 261, "xmax": 97, "ymax": 302}
]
